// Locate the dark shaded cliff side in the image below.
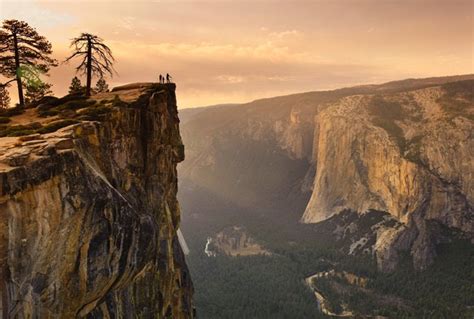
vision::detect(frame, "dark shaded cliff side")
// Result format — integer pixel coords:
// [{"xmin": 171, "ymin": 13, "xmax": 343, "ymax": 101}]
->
[{"xmin": 0, "ymin": 83, "xmax": 194, "ymax": 318}]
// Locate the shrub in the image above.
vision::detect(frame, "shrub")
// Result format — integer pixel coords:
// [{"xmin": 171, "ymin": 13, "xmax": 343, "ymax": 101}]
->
[
  {"xmin": 37, "ymin": 98, "xmax": 95, "ymax": 118},
  {"xmin": 38, "ymin": 109, "xmax": 60, "ymax": 117},
  {"xmin": 7, "ymin": 129, "xmax": 36, "ymax": 137},
  {"xmin": 27, "ymin": 96, "xmax": 58, "ymax": 109},
  {"xmin": 0, "ymin": 106, "xmax": 25, "ymax": 117},
  {"xmin": 78, "ymin": 105, "xmax": 112, "ymax": 121},
  {"xmin": 51, "ymin": 94, "xmax": 87, "ymax": 107},
  {"xmin": 58, "ymin": 99, "xmax": 96, "ymax": 111},
  {"xmin": 0, "ymin": 117, "xmax": 11, "ymax": 124},
  {"xmin": 0, "ymin": 122, "xmax": 42, "ymax": 137},
  {"xmin": 37, "ymin": 119, "xmax": 79, "ymax": 134}
]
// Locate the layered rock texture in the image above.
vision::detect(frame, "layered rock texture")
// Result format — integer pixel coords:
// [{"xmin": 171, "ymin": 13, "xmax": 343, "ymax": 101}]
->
[
  {"xmin": 180, "ymin": 75, "xmax": 473, "ymax": 271},
  {"xmin": 205, "ymin": 226, "xmax": 270, "ymax": 257},
  {"xmin": 0, "ymin": 83, "xmax": 194, "ymax": 318}
]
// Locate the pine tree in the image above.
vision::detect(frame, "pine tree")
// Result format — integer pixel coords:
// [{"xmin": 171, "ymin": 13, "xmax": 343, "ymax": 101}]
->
[
  {"xmin": 69, "ymin": 76, "xmax": 83, "ymax": 94},
  {"xmin": 0, "ymin": 19, "xmax": 57, "ymax": 106},
  {"xmin": 24, "ymin": 82, "xmax": 52, "ymax": 104},
  {"xmin": 0, "ymin": 86, "xmax": 10, "ymax": 109},
  {"xmin": 95, "ymin": 76, "xmax": 109, "ymax": 93},
  {"xmin": 64, "ymin": 33, "xmax": 115, "ymax": 96}
]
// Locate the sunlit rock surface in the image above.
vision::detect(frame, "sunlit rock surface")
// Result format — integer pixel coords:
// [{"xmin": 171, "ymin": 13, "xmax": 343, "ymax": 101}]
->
[
  {"xmin": 180, "ymin": 75, "xmax": 474, "ymax": 271},
  {"xmin": 302, "ymin": 83, "xmax": 473, "ymax": 270},
  {"xmin": 204, "ymin": 226, "xmax": 270, "ymax": 257},
  {"xmin": 0, "ymin": 83, "xmax": 194, "ymax": 318}
]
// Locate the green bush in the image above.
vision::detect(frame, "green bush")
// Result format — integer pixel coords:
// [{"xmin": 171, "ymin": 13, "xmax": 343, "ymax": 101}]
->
[
  {"xmin": 0, "ymin": 106, "xmax": 25, "ymax": 117},
  {"xmin": 7, "ymin": 129, "xmax": 36, "ymax": 137},
  {"xmin": 50, "ymin": 94, "xmax": 87, "ymax": 107},
  {"xmin": 0, "ymin": 117, "xmax": 11, "ymax": 124},
  {"xmin": 27, "ymin": 96, "xmax": 58, "ymax": 109},
  {"xmin": 78, "ymin": 105, "xmax": 112, "ymax": 121},
  {"xmin": 38, "ymin": 109, "xmax": 60, "ymax": 117},
  {"xmin": 37, "ymin": 119, "xmax": 79, "ymax": 134},
  {"xmin": 37, "ymin": 98, "xmax": 96, "ymax": 118},
  {"xmin": 36, "ymin": 94, "xmax": 88, "ymax": 114},
  {"xmin": 0, "ymin": 122, "xmax": 42, "ymax": 137},
  {"xmin": 58, "ymin": 99, "xmax": 96, "ymax": 111}
]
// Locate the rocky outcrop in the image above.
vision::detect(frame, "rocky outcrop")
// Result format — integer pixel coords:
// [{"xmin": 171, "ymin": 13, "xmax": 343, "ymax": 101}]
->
[
  {"xmin": 302, "ymin": 82, "xmax": 473, "ymax": 270},
  {"xmin": 0, "ymin": 83, "xmax": 194, "ymax": 318},
  {"xmin": 204, "ymin": 226, "xmax": 270, "ymax": 257}
]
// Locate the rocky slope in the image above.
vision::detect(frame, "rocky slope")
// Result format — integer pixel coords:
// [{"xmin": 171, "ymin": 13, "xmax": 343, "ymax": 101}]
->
[
  {"xmin": 0, "ymin": 83, "xmax": 194, "ymax": 318},
  {"xmin": 180, "ymin": 75, "xmax": 474, "ymax": 271},
  {"xmin": 204, "ymin": 226, "xmax": 270, "ymax": 257}
]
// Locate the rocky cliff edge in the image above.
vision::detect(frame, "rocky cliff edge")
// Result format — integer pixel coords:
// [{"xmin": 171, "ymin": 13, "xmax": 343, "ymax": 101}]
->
[{"xmin": 0, "ymin": 83, "xmax": 194, "ymax": 318}]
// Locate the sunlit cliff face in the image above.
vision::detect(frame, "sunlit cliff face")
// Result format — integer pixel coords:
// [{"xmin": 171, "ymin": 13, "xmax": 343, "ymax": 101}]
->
[{"xmin": 1, "ymin": 0, "xmax": 473, "ymax": 108}]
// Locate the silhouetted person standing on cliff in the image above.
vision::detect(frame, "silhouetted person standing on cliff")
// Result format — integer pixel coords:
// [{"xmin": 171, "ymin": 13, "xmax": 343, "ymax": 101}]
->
[
  {"xmin": 166, "ymin": 73, "xmax": 172, "ymax": 83},
  {"xmin": 159, "ymin": 74, "xmax": 163, "ymax": 83}
]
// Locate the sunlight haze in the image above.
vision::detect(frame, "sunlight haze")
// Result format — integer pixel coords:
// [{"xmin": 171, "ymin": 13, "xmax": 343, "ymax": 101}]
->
[{"xmin": 1, "ymin": 0, "xmax": 472, "ymax": 108}]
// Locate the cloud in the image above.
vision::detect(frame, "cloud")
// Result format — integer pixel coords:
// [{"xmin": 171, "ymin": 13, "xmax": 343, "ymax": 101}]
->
[
  {"xmin": 111, "ymin": 39, "xmax": 331, "ymax": 66},
  {"xmin": 0, "ymin": 1, "xmax": 76, "ymax": 29},
  {"xmin": 215, "ymin": 75, "xmax": 245, "ymax": 84},
  {"xmin": 119, "ymin": 16, "xmax": 136, "ymax": 31},
  {"xmin": 269, "ymin": 30, "xmax": 302, "ymax": 39},
  {"xmin": 1, "ymin": 0, "xmax": 471, "ymax": 109}
]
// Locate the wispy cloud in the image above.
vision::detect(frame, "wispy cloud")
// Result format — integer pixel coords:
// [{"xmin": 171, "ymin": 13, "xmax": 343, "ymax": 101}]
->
[
  {"xmin": 1, "ymin": 0, "xmax": 472, "ymax": 108},
  {"xmin": 0, "ymin": 1, "xmax": 76, "ymax": 29}
]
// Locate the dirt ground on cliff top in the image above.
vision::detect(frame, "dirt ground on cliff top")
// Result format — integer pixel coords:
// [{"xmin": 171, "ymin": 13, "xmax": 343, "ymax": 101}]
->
[{"xmin": 6, "ymin": 108, "xmax": 57, "ymax": 126}]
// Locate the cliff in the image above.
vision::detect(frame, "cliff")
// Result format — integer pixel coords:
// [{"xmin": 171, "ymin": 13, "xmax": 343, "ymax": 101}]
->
[
  {"xmin": 204, "ymin": 226, "xmax": 270, "ymax": 257},
  {"xmin": 302, "ymin": 81, "xmax": 473, "ymax": 270},
  {"xmin": 0, "ymin": 83, "xmax": 194, "ymax": 318},
  {"xmin": 179, "ymin": 75, "xmax": 474, "ymax": 272}
]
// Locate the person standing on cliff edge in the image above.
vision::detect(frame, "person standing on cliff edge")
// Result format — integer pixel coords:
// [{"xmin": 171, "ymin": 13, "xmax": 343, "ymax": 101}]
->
[{"xmin": 166, "ymin": 73, "xmax": 172, "ymax": 83}]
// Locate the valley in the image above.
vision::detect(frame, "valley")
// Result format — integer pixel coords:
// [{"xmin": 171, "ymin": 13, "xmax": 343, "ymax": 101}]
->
[{"xmin": 178, "ymin": 75, "xmax": 474, "ymax": 318}]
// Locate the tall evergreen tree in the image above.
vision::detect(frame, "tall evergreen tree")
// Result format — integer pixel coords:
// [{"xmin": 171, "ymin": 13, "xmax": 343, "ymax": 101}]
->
[
  {"xmin": 95, "ymin": 76, "xmax": 109, "ymax": 93},
  {"xmin": 0, "ymin": 86, "xmax": 10, "ymax": 109},
  {"xmin": 25, "ymin": 82, "xmax": 52, "ymax": 104},
  {"xmin": 64, "ymin": 33, "xmax": 115, "ymax": 96},
  {"xmin": 0, "ymin": 19, "xmax": 57, "ymax": 106},
  {"xmin": 69, "ymin": 76, "xmax": 83, "ymax": 94}
]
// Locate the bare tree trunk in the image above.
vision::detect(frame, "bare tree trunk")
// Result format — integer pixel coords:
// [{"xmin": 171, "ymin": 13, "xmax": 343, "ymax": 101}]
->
[
  {"xmin": 86, "ymin": 36, "xmax": 92, "ymax": 96},
  {"xmin": 13, "ymin": 33, "xmax": 24, "ymax": 107}
]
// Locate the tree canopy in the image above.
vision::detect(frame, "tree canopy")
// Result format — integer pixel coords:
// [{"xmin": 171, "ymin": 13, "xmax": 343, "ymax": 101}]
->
[
  {"xmin": 69, "ymin": 76, "xmax": 83, "ymax": 94},
  {"xmin": 95, "ymin": 76, "xmax": 109, "ymax": 93},
  {"xmin": 25, "ymin": 82, "xmax": 52, "ymax": 104},
  {"xmin": 0, "ymin": 19, "xmax": 57, "ymax": 106},
  {"xmin": 64, "ymin": 33, "xmax": 115, "ymax": 96}
]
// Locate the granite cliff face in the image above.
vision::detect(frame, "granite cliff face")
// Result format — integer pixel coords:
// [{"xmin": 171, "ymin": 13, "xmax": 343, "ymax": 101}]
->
[
  {"xmin": 302, "ymin": 82, "xmax": 473, "ymax": 270},
  {"xmin": 0, "ymin": 83, "xmax": 194, "ymax": 318},
  {"xmin": 180, "ymin": 75, "xmax": 474, "ymax": 271}
]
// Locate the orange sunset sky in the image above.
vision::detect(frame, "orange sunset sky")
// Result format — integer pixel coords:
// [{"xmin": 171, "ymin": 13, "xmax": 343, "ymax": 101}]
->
[{"xmin": 0, "ymin": 0, "xmax": 473, "ymax": 108}]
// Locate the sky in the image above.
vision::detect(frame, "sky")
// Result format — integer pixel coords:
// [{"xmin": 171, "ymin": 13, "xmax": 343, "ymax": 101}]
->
[{"xmin": 0, "ymin": 0, "xmax": 473, "ymax": 108}]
